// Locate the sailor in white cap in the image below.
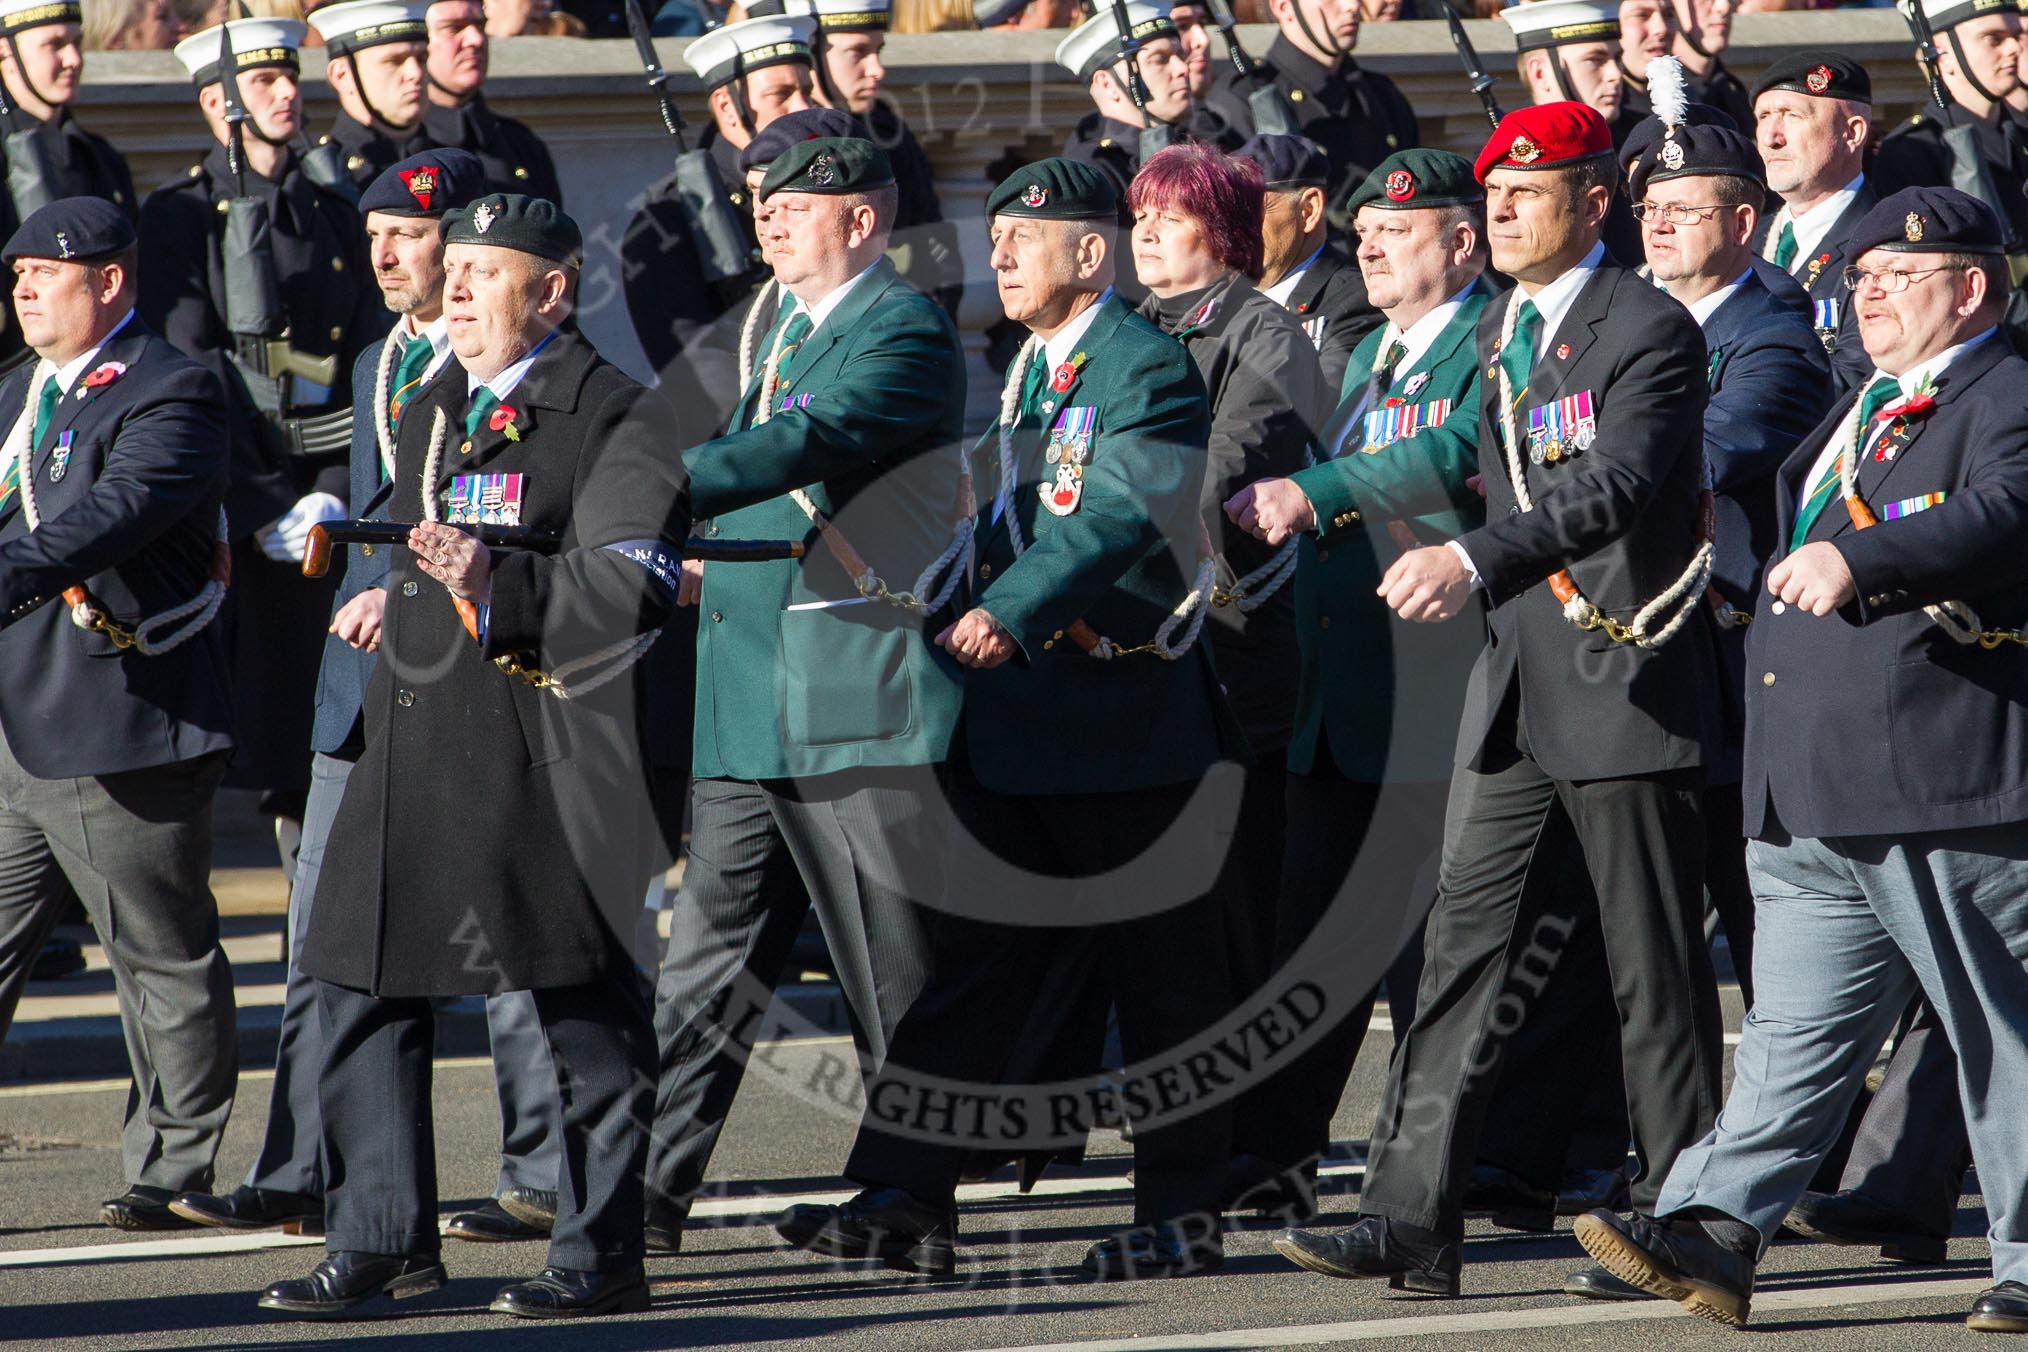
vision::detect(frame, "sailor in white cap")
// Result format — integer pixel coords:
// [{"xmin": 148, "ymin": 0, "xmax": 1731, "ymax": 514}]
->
[
  {"xmin": 0, "ymin": 0, "xmax": 135, "ymax": 368},
  {"xmin": 306, "ymin": 0, "xmax": 432, "ymax": 194},
  {"xmin": 619, "ymin": 14, "xmax": 815, "ymax": 397},
  {"xmin": 1502, "ymin": 0, "xmax": 1627, "ymax": 124},
  {"xmin": 1057, "ymin": 1, "xmax": 1196, "ymax": 201}
]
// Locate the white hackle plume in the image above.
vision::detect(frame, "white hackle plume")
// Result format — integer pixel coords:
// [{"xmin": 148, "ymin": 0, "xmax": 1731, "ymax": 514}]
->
[{"xmin": 1649, "ymin": 53, "xmax": 1689, "ymax": 129}]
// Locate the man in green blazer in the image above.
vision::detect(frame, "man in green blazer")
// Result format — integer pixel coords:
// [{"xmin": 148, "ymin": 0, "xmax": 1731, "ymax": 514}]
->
[
  {"xmin": 643, "ymin": 136, "xmax": 969, "ymax": 1254},
  {"xmin": 773, "ymin": 157, "xmax": 1245, "ymax": 1282},
  {"xmin": 1223, "ymin": 147, "xmax": 1492, "ymax": 1214}
]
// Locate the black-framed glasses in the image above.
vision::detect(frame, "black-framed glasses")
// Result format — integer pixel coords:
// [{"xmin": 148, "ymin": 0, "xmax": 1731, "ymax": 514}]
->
[
  {"xmin": 1630, "ymin": 202, "xmax": 1726, "ymax": 225},
  {"xmin": 1841, "ymin": 264, "xmax": 1964, "ymax": 294}
]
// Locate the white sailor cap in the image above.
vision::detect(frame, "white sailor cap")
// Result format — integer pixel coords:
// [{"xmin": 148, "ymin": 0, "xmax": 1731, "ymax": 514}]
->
[
  {"xmin": 174, "ymin": 18, "xmax": 309, "ymax": 89},
  {"xmin": 1056, "ymin": 2, "xmax": 1178, "ymax": 82},
  {"xmin": 0, "ymin": 0, "xmax": 79, "ymax": 37},
  {"xmin": 745, "ymin": 0, "xmax": 892, "ymax": 32},
  {"xmin": 1903, "ymin": 0, "xmax": 2017, "ymax": 34},
  {"xmin": 1500, "ymin": 0, "xmax": 1621, "ymax": 53},
  {"xmin": 307, "ymin": 0, "xmax": 430, "ymax": 58},
  {"xmin": 684, "ymin": 15, "xmax": 818, "ymax": 90}
]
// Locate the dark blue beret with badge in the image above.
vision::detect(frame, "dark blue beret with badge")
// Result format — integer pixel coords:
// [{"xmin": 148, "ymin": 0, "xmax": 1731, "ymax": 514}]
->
[
  {"xmin": 1751, "ymin": 52, "xmax": 1870, "ymax": 105},
  {"xmin": 1620, "ymin": 101, "xmax": 1737, "ymax": 172},
  {"xmin": 1849, "ymin": 186, "xmax": 2004, "ymax": 258},
  {"xmin": 3, "ymin": 196, "xmax": 136, "ymax": 264},
  {"xmin": 986, "ymin": 156, "xmax": 1120, "ymax": 223},
  {"xmin": 360, "ymin": 147, "xmax": 489, "ymax": 218},
  {"xmin": 1628, "ymin": 122, "xmax": 1764, "ymax": 200},
  {"xmin": 440, "ymin": 193, "xmax": 584, "ymax": 267},
  {"xmin": 739, "ymin": 108, "xmax": 867, "ymax": 175},
  {"xmin": 757, "ymin": 135, "xmax": 894, "ymax": 198},
  {"xmin": 1235, "ymin": 133, "xmax": 1330, "ymax": 189}
]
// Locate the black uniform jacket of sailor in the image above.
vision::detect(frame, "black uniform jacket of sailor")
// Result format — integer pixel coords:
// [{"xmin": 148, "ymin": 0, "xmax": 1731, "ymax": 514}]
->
[
  {"xmin": 1744, "ymin": 331, "xmax": 2028, "ymax": 840},
  {"xmin": 1455, "ymin": 261, "xmax": 1719, "ymax": 782},
  {"xmin": 299, "ymin": 328, "xmax": 690, "ymax": 997},
  {"xmin": 0, "ymin": 320, "xmax": 232, "ymax": 780}
]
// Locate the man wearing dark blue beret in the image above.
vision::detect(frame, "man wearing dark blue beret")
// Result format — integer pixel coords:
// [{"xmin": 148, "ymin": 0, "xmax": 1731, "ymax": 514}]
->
[
  {"xmin": 1236, "ymin": 131, "xmax": 1380, "ymax": 391},
  {"xmin": 0, "ymin": 196, "xmax": 237, "ymax": 1233},
  {"xmin": 1575, "ymin": 186, "xmax": 2028, "ymax": 1337},
  {"xmin": 263, "ymin": 192, "xmax": 691, "ymax": 1321}
]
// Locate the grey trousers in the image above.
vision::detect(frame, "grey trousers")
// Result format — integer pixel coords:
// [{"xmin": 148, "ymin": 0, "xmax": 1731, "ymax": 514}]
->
[
  {"xmin": 247, "ymin": 751, "xmax": 560, "ymax": 1199},
  {"xmin": 1657, "ymin": 823, "xmax": 2028, "ymax": 1284},
  {"xmin": 0, "ymin": 736, "xmax": 235, "ymax": 1192}
]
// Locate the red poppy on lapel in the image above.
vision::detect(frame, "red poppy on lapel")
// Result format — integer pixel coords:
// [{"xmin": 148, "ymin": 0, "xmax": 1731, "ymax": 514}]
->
[{"xmin": 490, "ymin": 405, "xmax": 521, "ymax": 441}]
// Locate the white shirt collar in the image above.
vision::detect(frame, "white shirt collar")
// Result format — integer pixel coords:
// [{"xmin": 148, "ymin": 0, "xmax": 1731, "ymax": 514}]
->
[
  {"xmin": 51, "ymin": 309, "xmax": 135, "ymax": 395},
  {"xmin": 787, "ymin": 259, "xmax": 882, "ymax": 339},
  {"xmin": 1262, "ymin": 242, "xmax": 1327, "ymax": 306},
  {"xmin": 1686, "ymin": 268, "xmax": 1752, "ymax": 327},
  {"xmin": 1777, "ymin": 173, "xmax": 1865, "ymax": 266},
  {"xmin": 1877, "ymin": 325, "xmax": 1996, "ymax": 398},
  {"xmin": 1378, "ymin": 281, "xmax": 1477, "ymax": 376},
  {"xmin": 466, "ymin": 327, "xmax": 559, "ymax": 401},
  {"xmin": 1041, "ymin": 288, "xmax": 1113, "ymax": 371},
  {"xmin": 1518, "ymin": 242, "xmax": 1605, "ymax": 347}
]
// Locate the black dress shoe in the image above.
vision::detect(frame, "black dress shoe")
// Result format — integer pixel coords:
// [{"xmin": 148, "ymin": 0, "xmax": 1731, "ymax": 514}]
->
[
  {"xmin": 496, "ymin": 1185, "xmax": 558, "ymax": 1229},
  {"xmin": 1555, "ymin": 1167, "xmax": 1630, "ymax": 1217},
  {"xmin": 102, "ymin": 1185, "xmax": 203, "ymax": 1232},
  {"xmin": 170, "ymin": 1185, "xmax": 323, "ymax": 1235},
  {"xmin": 1084, "ymin": 1223, "xmax": 1225, "ymax": 1280},
  {"xmin": 1223, "ymin": 1153, "xmax": 1319, "ymax": 1224},
  {"xmin": 446, "ymin": 1199, "xmax": 549, "ymax": 1243},
  {"xmin": 774, "ymin": 1187, "xmax": 956, "ymax": 1275},
  {"xmin": 643, "ymin": 1201, "xmax": 688, "ymax": 1256},
  {"xmin": 1564, "ymin": 1264, "xmax": 1659, "ymax": 1300},
  {"xmin": 490, "ymin": 1265, "xmax": 650, "ymax": 1319},
  {"xmin": 1461, "ymin": 1164, "xmax": 1555, "ymax": 1234},
  {"xmin": 29, "ymin": 934, "xmax": 84, "ymax": 981},
  {"xmin": 1969, "ymin": 1281, "xmax": 2028, "ymax": 1333},
  {"xmin": 1783, "ymin": 1189, "xmax": 1949, "ymax": 1265},
  {"xmin": 1572, "ymin": 1210, "xmax": 1755, "ymax": 1327},
  {"xmin": 258, "ymin": 1251, "xmax": 447, "ymax": 1316},
  {"xmin": 1273, "ymin": 1216, "xmax": 1460, "ymax": 1296}
]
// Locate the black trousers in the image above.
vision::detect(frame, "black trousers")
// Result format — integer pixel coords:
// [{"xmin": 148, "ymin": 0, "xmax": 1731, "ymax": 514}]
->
[
  {"xmin": 1703, "ymin": 782, "xmax": 1756, "ymax": 1008},
  {"xmin": 1230, "ymin": 765, "xmax": 1445, "ymax": 1171},
  {"xmin": 1358, "ymin": 709, "xmax": 1723, "ymax": 1237},
  {"xmin": 646, "ymin": 768, "xmax": 939, "ymax": 1215},
  {"xmin": 1838, "ymin": 1000, "xmax": 1972, "ymax": 1234},
  {"xmin": 844, "ymin": 764, "xmax": 1235, "ymax": 1227},
  {"xmin": 316, "ymin": 974, "xmax": 653, "ymax": 1271}
]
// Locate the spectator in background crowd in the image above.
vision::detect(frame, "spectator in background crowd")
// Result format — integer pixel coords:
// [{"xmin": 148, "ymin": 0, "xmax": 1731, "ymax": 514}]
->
[
  {"xmin": 84, "ymin": 0, "xmax": 188, "ymax": 49},
  {"xmin": 484, "ymin": 0, "xmax": 554, "ymax": 35}
]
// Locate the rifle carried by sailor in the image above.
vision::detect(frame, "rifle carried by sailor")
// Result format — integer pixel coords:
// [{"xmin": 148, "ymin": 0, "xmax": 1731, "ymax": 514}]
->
[
  {"xmin": 1203, "ymin": 0, "xmax": 1298, "ymax": 135},
  {"xmin": 1104, "ymin": 0, "xmax": 1176, "ymax": 156},
  {"xmin": 1436, "ymin": 0, "xmax": 1503, "ymax": 129},
  {"xmin": 0, "ymin": 43, "xmax": 58, "ymax": 230},
  {"xmin": 624, "ymin": 0, "xmax": 762, "ymax": 303},
  {"xmin": 1901, "ymin": 0, "xmax": 2028, "ymax": 284}
]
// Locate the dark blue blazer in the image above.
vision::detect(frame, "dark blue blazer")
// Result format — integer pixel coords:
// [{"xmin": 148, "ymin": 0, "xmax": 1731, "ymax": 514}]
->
[
  {"xmin": 0, "ymin": 318, "xmax": 233, "ymax": 779},
  {"xmin": 1743, "ymin": 331, "xmax": 2028, "ymax": 838},
  {"xmin": 309, "ymin": 335, "xmax": 428, "ymax": 754},
  {"xmin": 1700, "ymin": 268, "xmax": 1834, "ymax": 781}
]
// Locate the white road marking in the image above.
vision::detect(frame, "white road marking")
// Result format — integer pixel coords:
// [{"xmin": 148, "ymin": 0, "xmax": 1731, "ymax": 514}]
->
[{"xmin": 973, "ymin": 1275, "xmax": 1992, "ymax": 1350}]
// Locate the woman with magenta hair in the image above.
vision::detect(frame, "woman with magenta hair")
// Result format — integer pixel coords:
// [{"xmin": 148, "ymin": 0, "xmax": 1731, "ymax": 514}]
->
[{"xmin": 1129, "ymin": 142, "xmax": 1326, "ymax": 1002}]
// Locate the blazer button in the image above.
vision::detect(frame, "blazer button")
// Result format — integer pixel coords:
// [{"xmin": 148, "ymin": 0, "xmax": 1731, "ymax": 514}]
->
[
  {"xmin": 979, "ymin": 563, "xmax": 992, "ymax": 578},
  {"xmin": 1762, "ymin": 672, "xmax": 1776, "ymax": 687},
  {"xmin": 1043, "ymin": 639, "xmax": 1054, "ymax": 649},
  {"xmin": 402, "ymin": 581, "xmax": 418, "ymax": 597},
  {"xmin": 710, "ymin": 610, "xmax": 723, "ymax": 623},
  {"xmin": 1348, "ymin": 510, "xmax": 1361, "ymax": 522},
  {"xmin": 397, "ymin": 689, "xmax": 415, "ymax": 707},
  {"xmin": 1771, "ymin": 600, "xmax": 1784, "ymax": 615},
  {"xmin": 361, "ymin": 543, "xmax": 374, "ymax": 557},
  {"xmin": 1052, "ymin": 629, "xmax": 1063, "ymax": 640}
]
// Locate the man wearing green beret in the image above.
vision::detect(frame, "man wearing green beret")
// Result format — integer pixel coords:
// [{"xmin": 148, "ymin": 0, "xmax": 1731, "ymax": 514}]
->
[
  {"xmin": 640, "ymin": 135, "xmax": 968, "ymax": 1255},
  {"xmin": 773, "ymin": 155, "xmax": 1244, "ymax": 1282},
  {"xmin": 1222, "ymin": 146, "xmax": 1492, "ymax": 1214},
  {"xmin": 267, "ymin": 193, "xmax": 691, "ymax": 1322}
]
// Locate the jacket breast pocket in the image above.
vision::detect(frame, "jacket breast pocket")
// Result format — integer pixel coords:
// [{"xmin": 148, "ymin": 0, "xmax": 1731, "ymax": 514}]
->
[
  {"xmin": 777, "ymin": 605, "xmax": 915, "ymax": 748},
  {"xmin": 1886, "ymin": 652, "xmax": 2028, "ymax": 804}
]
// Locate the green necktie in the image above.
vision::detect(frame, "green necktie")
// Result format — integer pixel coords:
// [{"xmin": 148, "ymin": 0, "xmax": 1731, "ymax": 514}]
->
[
  {"xmin": 775, "ymin": 309, "xmax": 813, "ymax": 372},
  {"xmin": 465, "ymin": 384, "xmax": 501, "ymax": 438},
  {"xmin": 390, "ymin": 335, "xmax": 433, "ymax": 425},
  {"xmin": 29, "ymin": 372, "xmax": 58, "ymax": 450},
  {"xmin": 1791, "ymin": 375, "xmax": 1897, "ymax": 550},
  {"xmin": 1772, "ymin": 220, "xmax": 1798, "ymax": 272},
  {"xmin": 1375, "ymin": 339, "xmax": 1408, "ymax": 393},
  {"xmin": 1497, "ymin": 298, "xmax": 1541, "ymax": 403},
  {"xmin": 1017, "ymin": 349, "xmax": 1051, "ymax": 426}
]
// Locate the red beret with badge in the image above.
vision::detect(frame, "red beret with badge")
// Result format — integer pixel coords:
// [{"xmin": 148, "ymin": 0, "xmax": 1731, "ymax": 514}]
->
[{"xmin": 1473, "ymin": 101, "xmax": 1614, "ymax": 184}]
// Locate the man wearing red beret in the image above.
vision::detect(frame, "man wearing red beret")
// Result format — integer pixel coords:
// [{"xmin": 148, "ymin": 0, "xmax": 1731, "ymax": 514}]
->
[{"xmin": 1274, "ymin": 100, "xmax": 1725, "ymax": 1299}]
